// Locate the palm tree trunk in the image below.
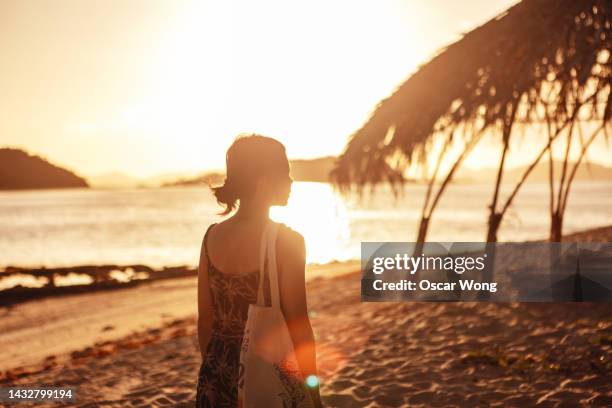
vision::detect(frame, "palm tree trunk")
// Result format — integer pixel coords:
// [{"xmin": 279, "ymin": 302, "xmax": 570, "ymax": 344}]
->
[
  {"xmin": 480, "ymin": 104, "xmax": 517, "ymax": 294},
  {"xmin": 498, "ymin": 128, "xmax": 562, "ymax": 218},
  {"xmin": 413, "ymin": 216, "xmax": 430, "ymax": 257},
  {"xmin": 413, "ymin": 128, "xmax": 483, "ymax": 256},
  {"xmin": 485, "ymin": 134, "xmax": 510, "ymax": 243},
  {"xmin": 485, "ymin": 102, "xmax": 518, "ymax": 244},
  {"xmin": 486, "ymin": 212, "xmax": 503, "ymax": 243},
  {"xmin": 550, "ymin": 210, "xmax": 563, "ymax": 243},
  {"xmin": 415, "ymin": 134, "xmax": 451, "ymax": 248},
  {"xmin": 552, "ymin": 123, "xmax": 606, "ymax": 242}
]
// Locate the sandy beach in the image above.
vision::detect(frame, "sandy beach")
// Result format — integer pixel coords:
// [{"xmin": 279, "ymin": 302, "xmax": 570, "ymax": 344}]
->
[{"xmin": 1, "ymin": 230, "xmax": 611, "ymax": 407}]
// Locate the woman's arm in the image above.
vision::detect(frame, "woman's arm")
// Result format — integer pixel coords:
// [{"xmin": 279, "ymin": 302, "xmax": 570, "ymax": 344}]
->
[
  {"xmin": 277, "ymin": 227, "xmax": 323, "ymax": 407},
  {"xmin": 197, "ymin": 232, "xmax": 214, "ymax": 361}
]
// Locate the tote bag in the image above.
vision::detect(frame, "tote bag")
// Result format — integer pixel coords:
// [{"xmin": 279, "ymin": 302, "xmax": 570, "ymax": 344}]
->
[{"xmin": 237, "ymin": 221, "xmax": 315, "ymax": 408}]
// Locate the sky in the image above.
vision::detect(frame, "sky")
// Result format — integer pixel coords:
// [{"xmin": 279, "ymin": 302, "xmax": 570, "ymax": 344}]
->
[{"xmin": 1, "ymin": 0, "xmax": 609, "ymax": 179}]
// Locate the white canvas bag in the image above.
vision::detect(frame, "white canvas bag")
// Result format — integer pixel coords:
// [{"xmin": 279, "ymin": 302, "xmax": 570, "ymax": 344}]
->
[{"xmin": 237, "ymin": 221, "xmax": 315, "ymax": 408}]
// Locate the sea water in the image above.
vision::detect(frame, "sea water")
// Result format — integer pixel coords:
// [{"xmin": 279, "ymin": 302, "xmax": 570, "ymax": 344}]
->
[{"xmin": 0, "ymin": 181, "xmax": 610, "ymax": 269}]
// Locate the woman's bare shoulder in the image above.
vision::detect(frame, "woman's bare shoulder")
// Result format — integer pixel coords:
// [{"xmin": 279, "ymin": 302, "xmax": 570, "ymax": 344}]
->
[
  {"xmin": 275, "ymin": 222, "xmax": 305, "ymax": 259},
  {"xmin": 205, "ymin": 218, "xmax": 237, "ymax": 240},
  {"xmin": 276, "ymin": 222, "xmax": 304, "ymax": 243}
]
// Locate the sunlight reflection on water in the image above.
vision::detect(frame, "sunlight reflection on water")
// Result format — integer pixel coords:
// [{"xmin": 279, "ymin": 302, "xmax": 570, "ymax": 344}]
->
[{"xmin": 0, "ymin": 181, "xmax": 611, "ymax": 269}]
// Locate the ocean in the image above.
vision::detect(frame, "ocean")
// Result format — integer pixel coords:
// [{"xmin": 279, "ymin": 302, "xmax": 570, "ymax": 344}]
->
[{"xmin": 1, "ymin": 181, "xmax": 611, "ymax": 268}]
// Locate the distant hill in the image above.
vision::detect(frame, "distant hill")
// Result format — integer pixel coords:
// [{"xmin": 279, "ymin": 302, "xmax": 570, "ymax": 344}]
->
[
  {"xmin": 87, "ymin": 171, "xmax": 198, "ymax": 189},
  {"xmin": 0, "ymin": 148, "xmax": 88, "ymax": 190},
  {"xmin": 456, "ymin": 161, "xmax": 612, "ymax": 184},
  {"xmin": 165, "ymin": 156, "xmax": 338, "ymax": 187},
  {"xmin": 290, "ymin": 156, "xmax": 336, "ymax": 182},
  {"xmin": 146, "ymin": 171, "xmax": 208, "ymax": 188},
  {"xmin": 87, "ymin": 172, "xmax": 141, "ymax": 189},
  {"xmin": 162, "ymin": 172, "xmax": 225, "ymax": 187}
]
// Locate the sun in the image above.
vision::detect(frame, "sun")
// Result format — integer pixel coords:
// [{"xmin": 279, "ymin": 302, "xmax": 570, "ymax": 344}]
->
[{"xmin": 117, "ymin": 0, "xmax": 428, "ymax": 173}]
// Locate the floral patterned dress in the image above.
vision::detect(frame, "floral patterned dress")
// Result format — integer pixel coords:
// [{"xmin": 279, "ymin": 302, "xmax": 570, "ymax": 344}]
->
[{"xmin": 195, "ymin": 223, "xmax": 279, "ymax": 407}]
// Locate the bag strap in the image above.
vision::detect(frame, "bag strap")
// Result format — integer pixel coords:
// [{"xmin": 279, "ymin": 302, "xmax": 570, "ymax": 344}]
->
[
  {"xmin": 256, "ymin": 220, "xmax": 280, "ymax": 308},
  {"xmin": 267, "ymin": 222, "xmax": 280, "ymax": 309},
  {"xmin": 256, "ymin": 222, "xmax": 268, "ymax": 306}
]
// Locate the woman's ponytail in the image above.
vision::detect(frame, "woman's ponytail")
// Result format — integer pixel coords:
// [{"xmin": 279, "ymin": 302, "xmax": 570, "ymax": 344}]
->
[{"xmin": 212, "ymin": 181, "xmax": 238, "ymax": 215}]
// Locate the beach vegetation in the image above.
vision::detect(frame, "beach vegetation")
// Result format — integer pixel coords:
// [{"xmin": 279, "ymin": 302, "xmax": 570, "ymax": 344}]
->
[{"xmin": 331, "ymin": 0, "xmax": 611, "ymax": 248}]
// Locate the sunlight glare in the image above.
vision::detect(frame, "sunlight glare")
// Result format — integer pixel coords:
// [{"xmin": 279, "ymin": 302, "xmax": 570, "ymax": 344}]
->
[
  {"xmin": 117, "ymin": 0, "xmax": 427, "ymax": 173},
  {"xmin": 271, "ymin": 183, "xmax": 352, "ymax": 264}
]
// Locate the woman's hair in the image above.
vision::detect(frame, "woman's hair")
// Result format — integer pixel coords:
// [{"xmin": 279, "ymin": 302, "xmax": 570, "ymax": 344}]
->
[{"xmin": 212, "ymin": 134, "xmax": 288, "ymax": 215}]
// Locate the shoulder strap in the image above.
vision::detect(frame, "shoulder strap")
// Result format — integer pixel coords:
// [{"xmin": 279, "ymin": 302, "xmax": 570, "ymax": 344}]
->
[
  {"xmin": 203, "ymin": 223, "xmax": 217, "ymax": 264},
  {"xmin": 257, "ymin": 220, "xmax": 280, "ymax": 308},
  {"xmin": 257, "ymin": 222, "xmax": 267, "ymax": 306},
  {"xmin": 267, "ymin": 222, "xmax": 280, "ymax": 309}
]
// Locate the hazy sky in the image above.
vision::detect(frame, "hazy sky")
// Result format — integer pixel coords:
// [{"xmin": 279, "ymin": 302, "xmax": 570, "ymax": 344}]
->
[{"xmin": 4, "ymin": 0, "xmax": 607, "ymax": 179}]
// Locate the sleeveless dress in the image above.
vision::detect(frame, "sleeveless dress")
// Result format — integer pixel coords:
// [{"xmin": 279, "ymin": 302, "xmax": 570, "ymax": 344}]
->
[{"xmin": 195, "ymin": 223, "xmax": 273, "ymax": 407}]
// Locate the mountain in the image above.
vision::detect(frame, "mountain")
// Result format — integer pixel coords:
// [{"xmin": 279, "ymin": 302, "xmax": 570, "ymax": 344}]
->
[
  {"xmin": 503, "ymin": 161, "xmax": 612, "ymax": 183},
  {"xmin": 165, "ymin": 156, "xmax": 338, "ymax": 187},
  {"xmin": 87, "ymin": 172, "xmax": 141, "ymax": 189},
  {"xmin": 145, "ymin": 171, "xmax": 206, "ymax": 188},
  {"xmin": 0, "ymin": 148, "xmax": 88, "ymax": 190},
  {"xmin": 289, "ymin": 156, "xmax": 336, "ymax": 182},
  {"xmin": 162, "ymin": 172, "xmax": 225, "ymax": 187},
  {"xmin": 87, "ymin": 171, "xmax": 199, "ymax": 189},
  {"xmin": 456, "ymin": 161, "xmax": 612, "ymax": 184}
]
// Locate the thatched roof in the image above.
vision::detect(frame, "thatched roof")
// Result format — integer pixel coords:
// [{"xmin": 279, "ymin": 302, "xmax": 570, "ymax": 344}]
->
[{"xmin": 332, "ymin": 0, "xmax": 612, "ymax": 191}]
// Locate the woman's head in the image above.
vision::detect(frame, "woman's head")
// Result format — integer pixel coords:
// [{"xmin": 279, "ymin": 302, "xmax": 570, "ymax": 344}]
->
[{"xmin": 212, "ymin": 134, "xmax": 292, "ymax": 215}]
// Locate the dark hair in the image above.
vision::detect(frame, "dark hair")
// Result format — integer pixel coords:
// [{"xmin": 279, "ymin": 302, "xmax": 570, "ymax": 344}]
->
[{"xmin": 212, "ymin": 134, "xmax": 288, "ymax": 215}]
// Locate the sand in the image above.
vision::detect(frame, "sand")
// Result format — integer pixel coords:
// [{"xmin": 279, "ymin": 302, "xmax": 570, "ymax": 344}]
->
[
  {"xmin": 1, "ymin": 233, "xmax": 611, "ymax": 407},
  {"xmin": 0, "ymin": 261, "xmax": 360, "ymax": 372},
  {"xmin": 0, "ymin": 277, "xmax": 199, "ymax": 371}
]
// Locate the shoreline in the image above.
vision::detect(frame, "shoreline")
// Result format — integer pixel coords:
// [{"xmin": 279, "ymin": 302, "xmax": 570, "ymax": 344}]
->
[
  {"xmin": 2, "ymin": 219, "xmax": 609, "ymax": 307},
  {"xmin": 0, "ymin": 261, "xmax": 361, "ymax": 307},
  {"xmin": 0, "ymin": 226, "xmax": 610, "ymax": 406}
]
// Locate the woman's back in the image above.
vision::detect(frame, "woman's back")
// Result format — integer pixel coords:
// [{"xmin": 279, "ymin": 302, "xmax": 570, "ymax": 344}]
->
[
  {"xmin": 205, "ymin": 220, "xmax": 273, "ymax": 336},
  {"xmin": 196, "ymin": 221, "xmax": 272, "ymax": 406},
  {"xmin": 206, "ymin": 218, "xmax": 268, "ymax": 277}
]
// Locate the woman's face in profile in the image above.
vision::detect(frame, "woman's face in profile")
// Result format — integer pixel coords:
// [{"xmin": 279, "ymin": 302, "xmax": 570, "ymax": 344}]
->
[
  {"xmin": 271, "ymin": 166, "xmax": 292, "ymax": 206},
  {"xmin": 263, "ymin": 157, "xmax": 292, "ymax": 206}
]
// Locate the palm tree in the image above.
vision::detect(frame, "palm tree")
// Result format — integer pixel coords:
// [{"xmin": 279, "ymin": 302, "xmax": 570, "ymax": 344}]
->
[{"xmin": 331, "ymin": 0, "xmax": 611, "ymax": 248}]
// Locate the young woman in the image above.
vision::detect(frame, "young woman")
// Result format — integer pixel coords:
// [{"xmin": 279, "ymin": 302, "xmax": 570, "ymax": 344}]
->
[{"xmin": 195, "ymin": 135, "xmax": 323, "ymax": 407}]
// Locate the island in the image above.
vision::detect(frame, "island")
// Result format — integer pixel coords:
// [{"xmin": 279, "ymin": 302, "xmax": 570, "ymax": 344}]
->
[{"xmin": 0, "ymin": 148, "xmax": 89, "ymax": 190}]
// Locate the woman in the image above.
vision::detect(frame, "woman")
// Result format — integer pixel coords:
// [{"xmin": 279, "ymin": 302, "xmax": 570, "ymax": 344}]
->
[{"xmin": 196, "ymin": 134, "xmax": 323, "ymax": 407}]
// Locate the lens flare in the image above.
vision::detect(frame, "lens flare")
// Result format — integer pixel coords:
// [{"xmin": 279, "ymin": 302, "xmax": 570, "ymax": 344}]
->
[{"xmin": 305, "ymin": 375, "xmax": 319, "ymax": 388}]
